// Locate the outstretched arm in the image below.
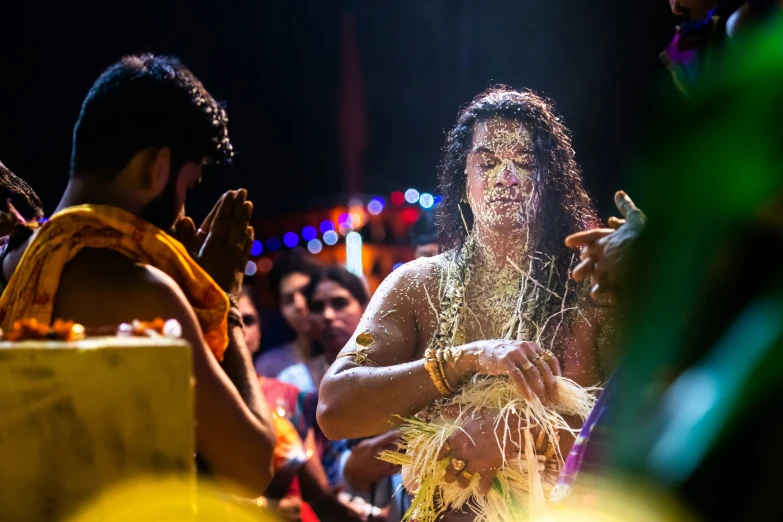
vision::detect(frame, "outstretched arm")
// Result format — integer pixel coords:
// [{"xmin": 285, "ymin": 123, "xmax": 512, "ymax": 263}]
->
[
  {"xmin": 317, "ymin": 263, "xmax": 444, "ymax": 440},
  {"xmin": 317, "ymin": 260, "xmax": 560, "ymax": 441}
]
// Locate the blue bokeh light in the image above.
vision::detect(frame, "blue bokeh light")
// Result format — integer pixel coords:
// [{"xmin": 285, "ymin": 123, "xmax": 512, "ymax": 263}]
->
[
  {"xmin": 283, "ymin": 232, "xmax": 299, "ymax": 248},
  {"xmin": 302, "ymin": 226, "xmax": 317, "ymax": 242}
]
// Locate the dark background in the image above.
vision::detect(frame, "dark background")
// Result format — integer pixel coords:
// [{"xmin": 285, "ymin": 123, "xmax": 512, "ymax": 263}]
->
[{"xmin": 0, "ymin": 0, "xmax": 675, "ymax": 221}]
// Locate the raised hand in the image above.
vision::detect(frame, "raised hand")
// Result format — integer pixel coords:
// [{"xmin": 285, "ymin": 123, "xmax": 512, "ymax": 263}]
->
[
  {"xmin": 565, "ymin": 190, "xmax": 646, "ymax": 302},
  {"xmin": 181, "ymin": 189, "xmax": 254, "ymax": 296}
]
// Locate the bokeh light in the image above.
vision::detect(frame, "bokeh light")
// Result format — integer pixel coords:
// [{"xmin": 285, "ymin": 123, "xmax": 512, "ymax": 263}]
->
[
  {"xmin": 402, "ymin": 207, "xmax": 419, "ymax": 224},
  {"xmin": 405, "ymin": 188, "xmax": 420, "ymax": 204},
  {"xmin": 349, "ymin": 209, "xmax": 366, "ymax": 229},
  {"xmin": 302, "ymin": 226, "xmax": 317, "ymax": 241},
  {"xmin": 393, "ymin": 262, "xmax": 404, "ymax": 271},
  {"xmin": 419, "ymin": 193, "xmax": 434, "ymax": 209},
  {"xmin": 245, "ymin": 261, "xmax": 258, "ymax": 276},
  {"xmin": 320, "ymin": 220, "xmax": 335, "ymax": 233},
  {"xmin": 307, "ymin": 239, "xmax": 323, "ymax": 254},
  {"xmin": 257, "ymin": 258, "xmax": 273, "ymax": 273},
  {"xmin": 391, "ymin": 191, "xmax": 405, "ymax": 206},
  {"xmin": 323, "ymin": 230, "xmax": 339, "ymax": 245},
  {"xmin": 266, "ymin": 237, "xmax": 281, "ymax": 252},
  {"xmin": 367, "ymin": 197, "xmax": 385, "ymax": 215},
  {"xmin": 283, "ymin": 232, "xmax": 299, "ymax": 248},
  {"xmin": 249, "ymin": 240, "xmax": 263, "ymax": 256}
]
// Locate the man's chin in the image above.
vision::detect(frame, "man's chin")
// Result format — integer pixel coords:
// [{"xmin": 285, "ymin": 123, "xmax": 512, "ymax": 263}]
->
[{"xmin": 480, "ymin": 219, "xmax": 528, "ymax": 235}]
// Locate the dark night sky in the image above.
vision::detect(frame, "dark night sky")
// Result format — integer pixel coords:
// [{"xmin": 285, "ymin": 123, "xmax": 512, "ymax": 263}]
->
[{"xmin": 0, "ymin": 1, "xmax": 675, "ymax": 221}]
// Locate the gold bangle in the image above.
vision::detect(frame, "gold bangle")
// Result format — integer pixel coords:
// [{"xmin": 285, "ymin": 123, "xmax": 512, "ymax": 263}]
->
[
  {"xmin": 424, "ymin": 349, "xmax": 451, "ymax": 396},
  {"xmin": 442, "ymin": 346, "xmax": 464, "ymax": 380},
  {"xmin": 436, "ymin": 349, "xmax": 457, "ymax": 394}
]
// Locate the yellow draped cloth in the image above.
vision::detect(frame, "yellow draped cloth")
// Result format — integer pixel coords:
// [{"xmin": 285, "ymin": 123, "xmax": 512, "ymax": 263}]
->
[{"xmin": 0, "ymin": 204, "xmax": 229, "ymax": 360}]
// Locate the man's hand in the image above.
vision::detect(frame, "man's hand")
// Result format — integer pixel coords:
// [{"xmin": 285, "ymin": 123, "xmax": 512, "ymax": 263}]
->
[
  {"xmin": 343, "ymin": 431, "xmax": 402, "ymax": 492},
  {"xmin": 175, "ymin": 189, "xmax": 254, "ymax": 297},
  {"xmin": 436, "ymin": 406, "xmax": 531, "ymax": 496},
  {"xmin": 565, "ymin": 191, "xmax": 646, "ymax": 302}
]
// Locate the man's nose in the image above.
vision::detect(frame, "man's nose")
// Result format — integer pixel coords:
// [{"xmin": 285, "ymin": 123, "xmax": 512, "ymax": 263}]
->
[{"xmin": 495, "ymin": 161, "xmax": 520, "ymax": 187}]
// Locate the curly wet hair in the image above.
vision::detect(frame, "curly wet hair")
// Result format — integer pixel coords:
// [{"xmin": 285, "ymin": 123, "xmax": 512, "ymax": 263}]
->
[
  {"xmin": 436, "ymin": 86, "xmax": 600, "ymax": 329},
  {"xmin": 71, "ymin": 54, "xmax": 233, "ymax": 180}
]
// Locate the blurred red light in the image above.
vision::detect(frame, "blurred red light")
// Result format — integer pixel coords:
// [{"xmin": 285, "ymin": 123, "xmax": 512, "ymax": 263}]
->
[{"xmin": 401, "ymin": 208, "xmax": 419, "ymax": 224}]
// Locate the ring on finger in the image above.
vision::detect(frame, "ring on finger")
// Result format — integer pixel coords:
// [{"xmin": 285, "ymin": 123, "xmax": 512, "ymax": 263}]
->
[
  {"xmin": 531, "ymin": 355, "xmax": 544, "ymax": 366},
  {"xmin": 521, "ymin": 361, "xmax": 534, "ymax": 371},
  {"xmin": 541, "ymin": 350, "xmax": 554, "ymax": 361},
  {"xmin": 443, "ymin": 441, "xmax": 451, "ymax": 454},
  {"xmin": 461, "ymin": 470, "xmax": 474, "ymax": 480},
  {"xmin": 451, "ymin": 457, "xmax": 466, "ymax": 472}
]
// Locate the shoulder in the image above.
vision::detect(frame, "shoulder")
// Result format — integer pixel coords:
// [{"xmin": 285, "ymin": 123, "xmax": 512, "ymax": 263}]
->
[
  {"xmin": 398, "ymin": 253, "xmax": 451, "ymax": 281},
  {"xmin": 55, "ymin": 248, "xmax": 195, "ymax": 327},
  {"xmin": 373, "ymin": 252, "xmax": 452, "ymax": 299}
]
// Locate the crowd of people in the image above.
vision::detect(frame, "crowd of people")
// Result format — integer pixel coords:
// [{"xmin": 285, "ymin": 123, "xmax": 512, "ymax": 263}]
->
[{"xmin": 1, "ymin": 0, "xmax": 782, "ymax": 520}]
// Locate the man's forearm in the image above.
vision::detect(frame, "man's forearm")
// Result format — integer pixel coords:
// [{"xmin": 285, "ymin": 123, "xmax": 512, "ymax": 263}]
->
[
  {"xmin": 318, "ymin": 359, "xmax": 443, "ymax": 440},
  {"xmin": 221, "ymin": 323, "xmax": 273, "ymax": 425}
]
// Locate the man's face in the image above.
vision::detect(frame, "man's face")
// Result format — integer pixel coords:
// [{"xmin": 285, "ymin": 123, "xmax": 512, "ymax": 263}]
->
[
  {"xmin": 238, "ymin": 293, "xmax": 261, "ymax": 353},
  {"xmin": 141, "ymin": 161, "xmax": 203, "ymax": 232},
  {"xmin": 465, "ymin": 118, "xmax": 538, "ymax": 233},
  {"xmin": 279, "ymin": 272, "xmax": 312, "ymax": 336},
  {"xmin": 308, "ymin": 280, "xmax": 364, "ymax": 359},
  {"xmin": 414, "ymin": 243, "xmax": 440, "ymax": 259}
]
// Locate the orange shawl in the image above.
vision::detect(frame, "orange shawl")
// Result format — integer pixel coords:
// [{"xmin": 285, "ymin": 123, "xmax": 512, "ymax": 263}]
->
[{"xmin": 0, "ymin": 205, "xmax": 229, "ymax": 360}]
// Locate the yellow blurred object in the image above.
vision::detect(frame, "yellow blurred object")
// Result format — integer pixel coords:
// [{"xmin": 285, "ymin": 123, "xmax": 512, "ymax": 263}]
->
[
  {"xmin": 66, "ymin": 476, "xmax": 277, "ymax": 521},
  {"xmin": 0, "ymin": 339, "xmax": 194, "ymax": 521},
  {"xmin": 547, "ymin": 477, "xmax": 694, "ymax": 522}
]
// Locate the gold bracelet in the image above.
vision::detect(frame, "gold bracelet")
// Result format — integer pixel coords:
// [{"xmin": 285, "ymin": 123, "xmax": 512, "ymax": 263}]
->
[
  {"xmin": 442, "ymin": 346, "xmax": 465, "ymax": 382},
  {"xmin": 436, "ymin": 348, "xmax": 457, "ymax": 394},
  {"xmin": 424, "ymin": 348, "xmax": 452, "ymax": 396}
]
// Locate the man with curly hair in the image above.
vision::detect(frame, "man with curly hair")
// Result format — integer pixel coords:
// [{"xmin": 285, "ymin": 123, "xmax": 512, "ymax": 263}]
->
[
  {"xmin": 318, "ymin": 87, "xmax": 615, "ymax": 520},
  {"xmin": 0, "ymin": 54, "xmax": 276, "ymax": 496}
]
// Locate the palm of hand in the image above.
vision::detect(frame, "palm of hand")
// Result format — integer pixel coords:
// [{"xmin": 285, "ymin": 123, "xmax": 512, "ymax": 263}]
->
[
  {"xmin": 566, "ymin": 190, "xmax": 646, "ymax": 301},
  {"xmin": 173, "ymin": 189, "xmax": 254, "ymax": 294}
]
